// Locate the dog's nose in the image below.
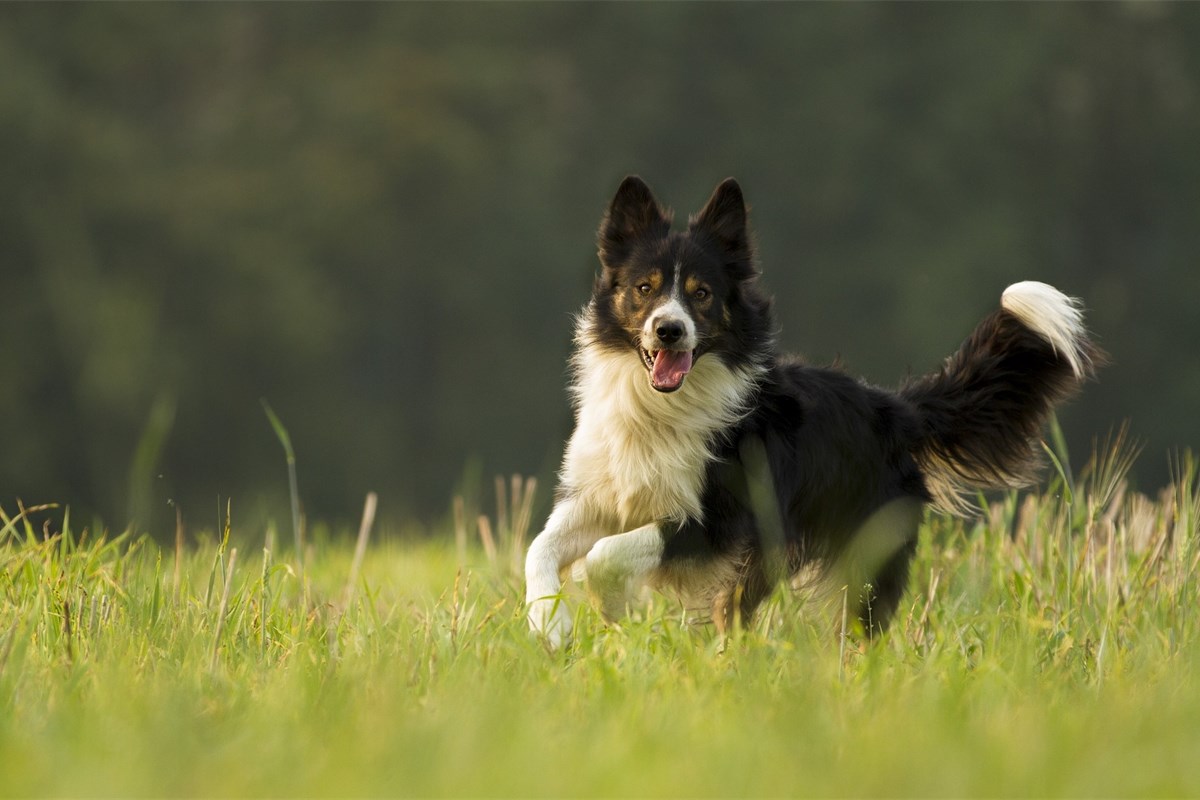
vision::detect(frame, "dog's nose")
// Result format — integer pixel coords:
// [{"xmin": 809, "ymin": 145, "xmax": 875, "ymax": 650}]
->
[{"xmin": 655, "ymin": 320, "xmax": 684, "ymax": 345}]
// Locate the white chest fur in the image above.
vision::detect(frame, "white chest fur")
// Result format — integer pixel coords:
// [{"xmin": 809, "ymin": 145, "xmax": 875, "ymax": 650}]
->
[{"xmin": 560, "ymin": 344, "xmax": 757, "ymax": 531}]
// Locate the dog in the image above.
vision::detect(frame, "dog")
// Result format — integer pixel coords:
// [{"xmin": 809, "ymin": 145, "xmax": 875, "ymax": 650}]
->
[{"xmin": 525, "ymin": 176, "xmax": 1099, "ymax": 647}]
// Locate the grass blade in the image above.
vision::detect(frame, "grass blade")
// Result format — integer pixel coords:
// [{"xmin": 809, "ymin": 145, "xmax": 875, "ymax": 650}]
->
[{"xmin": 261, "ymin": 399, "xmax": 303, "ymax": 581}]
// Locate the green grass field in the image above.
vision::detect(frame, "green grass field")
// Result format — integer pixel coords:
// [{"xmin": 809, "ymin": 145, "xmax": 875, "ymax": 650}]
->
[{"xmin": 3, "ymin": 441, "xmax": 1200, "ymax": 797}]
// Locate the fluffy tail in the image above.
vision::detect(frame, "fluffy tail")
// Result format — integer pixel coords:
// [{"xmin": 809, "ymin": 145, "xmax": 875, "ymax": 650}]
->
[{"xmin": 901, "ymin": 281, "xmax": 1102, "ymax": 513}]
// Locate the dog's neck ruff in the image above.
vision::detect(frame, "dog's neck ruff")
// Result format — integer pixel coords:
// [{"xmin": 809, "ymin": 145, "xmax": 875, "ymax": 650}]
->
[{"xmin": 561, "ymin": 310, "xmax": 763, "ymax": 529}]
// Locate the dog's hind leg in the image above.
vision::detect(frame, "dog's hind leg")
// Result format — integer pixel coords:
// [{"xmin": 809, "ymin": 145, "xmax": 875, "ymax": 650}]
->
[
  {"xmin": 583, "ymin": 523, "xmax": 665, "ymax": 622},
  {"xmin": 710, "ymin": 548, "xmax": 773, "ymax": 636}
]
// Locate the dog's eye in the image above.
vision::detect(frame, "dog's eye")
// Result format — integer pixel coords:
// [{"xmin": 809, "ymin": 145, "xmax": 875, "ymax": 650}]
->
[
  {"xmin": 637, "ymin": 283, "xmax": 653, "ymax": 295},
  {"xmin": 693, "ymin": 287, "xmax": 710, "ymax": 300}
]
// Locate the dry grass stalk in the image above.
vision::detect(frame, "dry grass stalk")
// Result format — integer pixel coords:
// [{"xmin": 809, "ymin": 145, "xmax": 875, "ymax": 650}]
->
[
  {"xmin": 342, "ymin": 492, "xmax": 377, "ymax": 607},
  {"xmin": 477, "ymin": 515, "xmax": 497, "ymax": 563},
  {"xmin": 453, "ymin": 474, "xmax": 538, "ymax": 576},
  {"xmin": 511, "ymin": 476, "xmax": 537, "ymax": 574}
]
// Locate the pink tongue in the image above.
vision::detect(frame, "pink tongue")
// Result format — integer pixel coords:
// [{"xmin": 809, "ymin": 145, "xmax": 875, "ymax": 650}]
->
[{"xmin": 651, "ymin": 350, "xmax": 693, "ymax": 390}]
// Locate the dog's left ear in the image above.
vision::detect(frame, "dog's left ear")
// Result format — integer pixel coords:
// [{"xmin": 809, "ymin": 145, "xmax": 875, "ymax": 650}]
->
[{"xmin": 690, "ymin": 178, "xmax": 754, "ymax": 278}]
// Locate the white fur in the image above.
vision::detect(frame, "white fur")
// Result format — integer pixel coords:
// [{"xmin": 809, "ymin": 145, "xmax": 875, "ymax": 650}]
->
[
  {"xmin": 525, "ymin": 497, "xmax": 603, "ymax": 648},
  {"xmin": 643, "ymin": 296, "xmax": 698, "ymax": 351},
  {"xmin": 584, "ymin": 523, "xmax": 665, "ymax": 621},
  {"xmin": 565, "ymin": 327, "xmax": 758, "ymax": 527},
  {"xmin": 524, "ymin": 306, "xmax": 763, "ymax": 644},
  {"xmin": 1001, "ymin": 281, "xmax": 1089, "ymax": 377}
]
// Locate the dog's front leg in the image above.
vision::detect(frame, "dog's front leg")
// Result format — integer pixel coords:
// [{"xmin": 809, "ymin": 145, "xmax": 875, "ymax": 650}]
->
[
  {"xmin": 525, "ymin": 499, "xmax": 605, "ymax": 647},
  {"xmin": 583, "ymin": 523, "xmax": 665, "ymax": 622}
]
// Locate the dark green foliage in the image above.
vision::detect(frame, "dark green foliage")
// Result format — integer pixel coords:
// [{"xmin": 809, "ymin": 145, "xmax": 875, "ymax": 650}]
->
[{"xmin": 1, "ymin": 4, "xmax": 1197, "ymax": 531}]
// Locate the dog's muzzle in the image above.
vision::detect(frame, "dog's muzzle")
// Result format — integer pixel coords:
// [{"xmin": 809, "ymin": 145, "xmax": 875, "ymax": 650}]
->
[{"xmin": 641, "ymin": 313, "xmax": 697, "ymax": 393}]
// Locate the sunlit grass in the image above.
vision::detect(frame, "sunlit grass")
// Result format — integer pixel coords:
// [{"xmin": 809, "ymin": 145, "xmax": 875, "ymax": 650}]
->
[{"xmin": 2, "ymin": 444, "xmax": 1199, "ymax": 797}]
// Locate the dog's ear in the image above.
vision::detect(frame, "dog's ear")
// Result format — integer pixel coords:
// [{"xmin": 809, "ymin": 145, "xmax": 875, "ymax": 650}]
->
[
  {"xmin": 691, "ymin": 178, "xmax": 754, "ymax": 279},
  {"xmin": 597, "ymin": 176, "xmax": 671, "ymax": 266}
]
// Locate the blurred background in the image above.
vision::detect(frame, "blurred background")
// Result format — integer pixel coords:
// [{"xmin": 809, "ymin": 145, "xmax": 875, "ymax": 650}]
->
[{"xmin": 3, "ymin": 3, "xmax": 1198, "ymax": 538}]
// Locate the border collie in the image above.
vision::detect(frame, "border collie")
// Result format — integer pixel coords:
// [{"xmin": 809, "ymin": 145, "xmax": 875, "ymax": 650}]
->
[{"xmin": 525, "ymin": 176, "xmax": 1099, "ymax": 647}]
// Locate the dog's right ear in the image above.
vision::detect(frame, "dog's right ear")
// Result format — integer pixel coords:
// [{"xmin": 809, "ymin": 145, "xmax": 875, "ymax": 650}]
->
[{"xmin": 597, "ymin": 176, "xmax": 671, "ymax": 266}]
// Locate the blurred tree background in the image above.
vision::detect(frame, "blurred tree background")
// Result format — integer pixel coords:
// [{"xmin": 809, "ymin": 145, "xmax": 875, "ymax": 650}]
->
[{"xmin": 2, "ymin": 3, "xmax": 1198, "ymax": 537}]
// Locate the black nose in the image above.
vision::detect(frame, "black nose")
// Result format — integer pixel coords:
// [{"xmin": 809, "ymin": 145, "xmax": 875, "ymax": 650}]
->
[{"xmin": 655, "ymin": 320, "xmax": 684, "ymax": 344}]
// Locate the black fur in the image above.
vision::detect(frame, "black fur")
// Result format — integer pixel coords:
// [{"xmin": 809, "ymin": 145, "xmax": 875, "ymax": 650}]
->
[
  {"xmin": 568, "ymin": 176, "xmax": 1099, "ymax": 636},
  {"xmin": 661, "ymin": 360, "xmax": 934, "ymax": 634}
]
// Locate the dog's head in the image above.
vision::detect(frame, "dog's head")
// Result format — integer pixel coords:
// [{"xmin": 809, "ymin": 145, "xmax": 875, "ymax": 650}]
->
[{"xmin": 588, "ymin": 176, "xmax": 771, "ymax": 393}]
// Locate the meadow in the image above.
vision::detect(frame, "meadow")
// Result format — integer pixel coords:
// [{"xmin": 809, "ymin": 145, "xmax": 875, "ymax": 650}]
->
[{"xmin": 2, "ymin": 434, "xmax": 1199, "ymax": 797}]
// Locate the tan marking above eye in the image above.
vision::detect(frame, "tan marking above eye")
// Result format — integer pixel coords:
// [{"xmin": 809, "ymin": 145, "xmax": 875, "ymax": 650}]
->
[
  {"xmin": 633, "ymin": 271, "xmax": 663, "ymax": 296},
  {"xmin": 684, "ymin": 276, "xmax": 712, "ymax": 302}
]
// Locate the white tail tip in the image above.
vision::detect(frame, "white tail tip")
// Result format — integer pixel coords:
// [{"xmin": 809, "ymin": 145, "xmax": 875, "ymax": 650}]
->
[{"xmin": 1001, "ymin": 281, "xmax": 1089, "ymax": 377}]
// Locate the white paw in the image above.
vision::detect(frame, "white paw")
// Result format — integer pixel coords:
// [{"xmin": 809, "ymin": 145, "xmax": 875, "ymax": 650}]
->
[
  {"xmin": 527, "ymin": 596, "xmax": 573, "ymax": 649},
  {"xmin": 584, "ymin": 541, "xmax": 630, "ymax": 621}
]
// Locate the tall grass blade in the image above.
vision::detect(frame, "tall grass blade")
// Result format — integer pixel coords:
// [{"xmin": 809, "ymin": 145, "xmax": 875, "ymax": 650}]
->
[
  {"xmin": 1047, "ymin": 413, "xmax": 1074, "ymax": 494},
  {"xmin": 259, "ymin": 546, "xmax": 271, "ymax": 657},
  {"xmin": 453, "ymin": 496, "xmax": 467, "ymax": 566},
  {"xmin": 173, "ymin": 505, "xmax": 184, "ymax": 604},
  {"xmin": 261, "ymin": 399, "xmax": 303, "ymax": 581},
  {"xmin": 126, "ymin": 394, "xmax": 176, "ymax": 530},
  {"xmin": 211, "ymin": 547, "xmax": 238, "ymax": 672}
]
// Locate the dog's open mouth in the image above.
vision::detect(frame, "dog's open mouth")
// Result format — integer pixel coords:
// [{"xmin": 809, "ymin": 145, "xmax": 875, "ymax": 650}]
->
[{"xmin": 640, "ymin": 348, "xmax": 695, "ymax": 393}]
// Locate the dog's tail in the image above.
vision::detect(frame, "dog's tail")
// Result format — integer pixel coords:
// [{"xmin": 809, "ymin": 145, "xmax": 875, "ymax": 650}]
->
[{"xmin": 901, "ymin": 281, "xmax": 1102, "ymax": 513}]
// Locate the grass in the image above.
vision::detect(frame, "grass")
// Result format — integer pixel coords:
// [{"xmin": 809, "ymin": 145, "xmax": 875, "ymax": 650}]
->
[{"xmin": 2, "ymin": 442, "xmax": 1200, "ymax": 797}]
